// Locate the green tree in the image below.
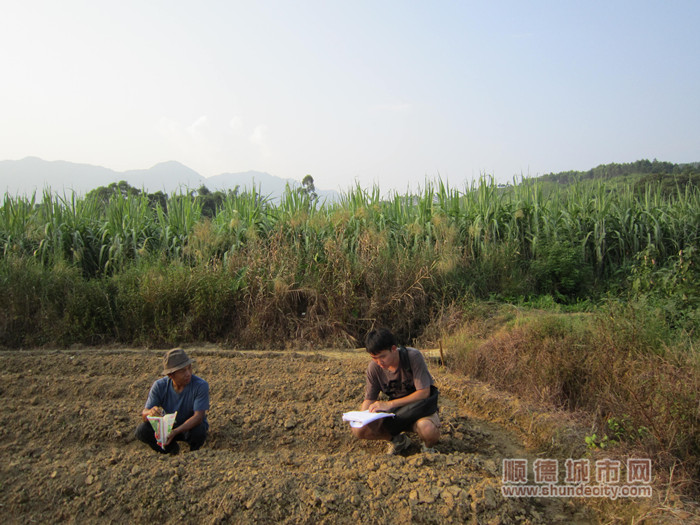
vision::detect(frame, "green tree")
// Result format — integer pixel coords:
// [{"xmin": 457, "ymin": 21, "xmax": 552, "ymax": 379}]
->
[
  {"xmin": 301, "ymin": 174, "xmax": 318, "ymax": 201},
  {"xmin": 86, "ymin": 180, "xmax": 141, "ymax": 204},
  {"xmin": 148, "ymin": 191, "xmax": 168, "ymax": 210},
  {"xmin": 196, "ymin": 185, "xmax": 221, "ymax": 218}
]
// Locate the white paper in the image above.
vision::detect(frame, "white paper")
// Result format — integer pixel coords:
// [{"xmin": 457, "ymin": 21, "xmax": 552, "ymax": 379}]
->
[{"xmin": 342, "ymin": 410, "xmax": 395, "ymax": 428}]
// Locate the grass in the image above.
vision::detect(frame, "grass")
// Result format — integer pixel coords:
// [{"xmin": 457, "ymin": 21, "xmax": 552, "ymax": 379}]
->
[{"xmin": 441, "ymin": 300, "xmax": 700, "ymax": 500}]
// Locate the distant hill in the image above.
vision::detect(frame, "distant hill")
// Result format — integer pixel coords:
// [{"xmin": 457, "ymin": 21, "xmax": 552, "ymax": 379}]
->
[{"xmin": 0, "ymin": 157, "xmax": 340, "ymax": 202}]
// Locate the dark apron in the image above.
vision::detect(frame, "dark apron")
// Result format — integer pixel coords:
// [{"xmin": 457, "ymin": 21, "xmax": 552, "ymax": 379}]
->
[{"xmin": 382, "ymin": 347, "xmax": 439, "ymax": 435}]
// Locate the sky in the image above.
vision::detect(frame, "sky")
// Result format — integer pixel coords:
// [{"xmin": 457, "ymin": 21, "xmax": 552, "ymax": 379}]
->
[{"xmin": 1, "ymin": 1, "xmax": 699, "ymax": 194}]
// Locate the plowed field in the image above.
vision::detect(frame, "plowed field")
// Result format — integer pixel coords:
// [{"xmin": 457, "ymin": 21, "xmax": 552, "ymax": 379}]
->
[{"xmin": 2, "ymin": 348, "xmax": 600, "ymax": 523}]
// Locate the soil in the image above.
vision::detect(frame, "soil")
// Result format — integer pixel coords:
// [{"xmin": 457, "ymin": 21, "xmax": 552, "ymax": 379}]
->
[{"xmin": 0, "ymin": 348, "xmax": 618, "ymax": 523}]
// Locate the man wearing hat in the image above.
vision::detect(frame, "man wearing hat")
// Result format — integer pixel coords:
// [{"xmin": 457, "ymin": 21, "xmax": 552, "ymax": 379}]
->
[{"xmin": 135, "ymin": 348, "xmax": 210, "ymax": 454}]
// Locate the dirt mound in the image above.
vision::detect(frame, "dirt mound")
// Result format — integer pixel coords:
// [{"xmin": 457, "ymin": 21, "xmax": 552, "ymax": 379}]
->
[{"xmin": 1, "ymin": 348, "xmax": 598, "ymax": 523}]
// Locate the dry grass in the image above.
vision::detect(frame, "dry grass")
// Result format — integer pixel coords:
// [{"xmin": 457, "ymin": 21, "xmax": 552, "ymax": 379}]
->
[{"xmin": 441, "ymin": 303, "xmax": 700, "ymax": 513}]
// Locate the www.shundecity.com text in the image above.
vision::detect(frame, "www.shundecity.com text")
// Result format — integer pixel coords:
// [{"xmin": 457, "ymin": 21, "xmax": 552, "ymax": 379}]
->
[
  {"xmin": 500, "ymin": 457, "xmax": 652, "ymax": 500},
  {"xmin": 501, "ymin": 483, "xmax": 652, "ymax": 499}
]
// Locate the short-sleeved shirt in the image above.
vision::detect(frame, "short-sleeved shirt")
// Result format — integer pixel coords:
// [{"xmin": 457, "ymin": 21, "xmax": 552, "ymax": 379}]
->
[
  {"xmin": 364, "ymin": 347, "xmax": 434, "ymax": 401},
  {"xmin": 145, "ymin": 375, "xmax": 210, "ymax": 429}
]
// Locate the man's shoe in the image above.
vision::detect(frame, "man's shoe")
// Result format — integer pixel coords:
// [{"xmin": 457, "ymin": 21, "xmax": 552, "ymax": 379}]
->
[{"xmin": 387, "ymin": 433, "xmax": 411, "ymax": 455}]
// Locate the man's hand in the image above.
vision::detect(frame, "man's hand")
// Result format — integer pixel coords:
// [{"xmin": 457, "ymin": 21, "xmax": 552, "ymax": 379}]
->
[
  {"xmin": 165, "ymin": 426, "xmax": 180, "ymax": 446},
  {"xmin": 162, "ymin": 410, "xmax": 205, "ymax": 444},
  {"xmin": 368, "ymin": 400, "xmax": 392, "ymax": 413},
  {"xmin": 141, "ymin": 406, "xmax": 163, "ymax": 422},
  {"xmin": 365, "ymin": 387, "xmax": 431, "ymax": 414}
]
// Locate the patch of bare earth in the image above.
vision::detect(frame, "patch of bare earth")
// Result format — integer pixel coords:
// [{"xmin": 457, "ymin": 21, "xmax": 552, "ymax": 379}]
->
[{"xmin": 1, "ymin": 347, "xmax": 666, "ymax": 524}]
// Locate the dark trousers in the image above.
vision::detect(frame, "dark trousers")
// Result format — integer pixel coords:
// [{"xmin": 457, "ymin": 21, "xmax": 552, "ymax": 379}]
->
[{"xmin": 135, "ymin": 421, "xmax": 207, "ymax": 453}]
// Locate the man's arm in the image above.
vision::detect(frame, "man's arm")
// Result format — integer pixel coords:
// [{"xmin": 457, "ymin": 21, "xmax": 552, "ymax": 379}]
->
[
  {"xmin": 141, "ymin": 381, "xmax": 163, "ymax": 422},
  {"xmin": 165, "ymin": 410, "xmax": 206, "ymax": 445},
  {"xmin": 367, "ymin": 387, "xmax": 430, "ymax": 413}
]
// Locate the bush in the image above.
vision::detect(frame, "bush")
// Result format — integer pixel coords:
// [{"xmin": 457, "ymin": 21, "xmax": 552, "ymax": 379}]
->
[
  {"xmin": 446, "ymin": 303, "xmax": 700, "ymax": 493},
  {"xmin": 530, "ymin": 240, "xmax": 593, "ymax": 302},
  {"xmin": 110, "ymin": 262, "xmax": 246, "ymax": 347},
  {"xmin": 0, "ymin": 257, "xmax": 81, "ymax": 347},
  {"xmin": 629, "ymin": 245, "xmax": 700, "ymax": 333}
]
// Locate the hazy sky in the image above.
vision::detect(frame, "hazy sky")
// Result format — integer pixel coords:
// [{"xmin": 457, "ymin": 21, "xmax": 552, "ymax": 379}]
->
[{"xmin": 1, "ymin": 1, "xmax": 698, "ymax": 193}]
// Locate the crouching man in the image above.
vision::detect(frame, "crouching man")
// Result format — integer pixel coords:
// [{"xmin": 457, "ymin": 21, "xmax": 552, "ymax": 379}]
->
[
  {"xmin": 351, "ymin": 328, "xmax": 440, "ymax": 454},
  {"xmin": 135, "ymin": 348, "xmax": 210, "ymax": 454}
]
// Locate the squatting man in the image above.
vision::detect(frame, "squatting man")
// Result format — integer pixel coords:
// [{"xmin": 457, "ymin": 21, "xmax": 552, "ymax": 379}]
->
[
  {"xmin": 135, "ymin": 348, "xmax": 210, "ymax": 454},
  {"xmin": 351, "ymin": 328, "xmax": 440, "ymax": 454}
]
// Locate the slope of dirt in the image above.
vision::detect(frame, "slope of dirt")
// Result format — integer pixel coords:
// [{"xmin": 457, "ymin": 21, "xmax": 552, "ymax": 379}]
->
[{"xmin": 1, "ymin": 348, "xmax": 602, "ymax": 523}]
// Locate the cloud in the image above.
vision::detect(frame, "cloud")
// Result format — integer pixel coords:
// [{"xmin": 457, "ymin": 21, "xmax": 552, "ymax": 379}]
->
[
  {"xmin": 188, "ymin": 115, "xmax": 209, "ymax": 138},
  {"xmin": 249, "ymin": 124, "xmax": 270, "ymax": 156},
  {"xmin": 155, "ymin": 115, "xmax": 272, "ymax": 173},
  {"xmin": 158, "ymin": 115, "xmax": 210, "ymax": 145},
  {"xmin": 156, "ymin": 117, "xmax": 190, "ymax": 149},
  {"xmin": 155, "ymin": 115, "xmax": 221, "ymax": 173}
]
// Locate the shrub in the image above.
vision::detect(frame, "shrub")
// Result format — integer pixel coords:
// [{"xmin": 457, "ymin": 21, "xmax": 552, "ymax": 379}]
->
[
  {"xmin": 530, "ymin": 239, "xmax": 593, "ymax": 301},
  {"xmin": 446, "ymin": 303, "xmax": 700, "ymax": 492}
]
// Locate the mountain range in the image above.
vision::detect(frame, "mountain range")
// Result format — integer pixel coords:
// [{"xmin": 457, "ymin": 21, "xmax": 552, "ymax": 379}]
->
[{"xmin": 0, "ymin": 157, "xmax": 340, "ymax": 201}]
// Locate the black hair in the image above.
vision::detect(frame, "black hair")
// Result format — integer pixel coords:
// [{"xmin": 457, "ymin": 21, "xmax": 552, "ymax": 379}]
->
[{"xmin": 365, "ymin": 328, "xmax": 397, "ymax": 355}]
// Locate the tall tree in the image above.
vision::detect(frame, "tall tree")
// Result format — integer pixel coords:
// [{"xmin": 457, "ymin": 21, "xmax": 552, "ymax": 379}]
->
[{"xmin": 301, "ymin": 174, "xmax": 318, "ymax": 201}]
